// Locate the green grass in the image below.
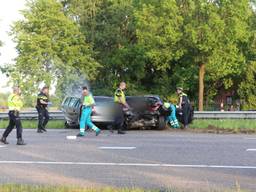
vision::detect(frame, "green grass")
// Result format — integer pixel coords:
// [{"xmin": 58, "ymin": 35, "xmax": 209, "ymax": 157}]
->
[
  {"xmin": 0, "ymin": 120, "xmax": 65, "ymax": 129},
  {"xmin": 189, "ymin": 119, "xmax": 256, "ymax": 133},
  {"xmin": 0, "ymin": 185, "xmax": 249, "ymax": 192},
  {"xmin": 0, "ymin": 119, "xmax": 255, "ymax": 134}
]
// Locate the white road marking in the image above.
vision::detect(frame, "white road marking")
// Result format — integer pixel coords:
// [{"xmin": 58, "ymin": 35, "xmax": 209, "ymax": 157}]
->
[
  {"xmin": 244, "ymin": 138, "xmax": 256, "ymax": 140},
  {"xmin": 0, "ymin": 145, "xmax": 6, "ymax": 148},
  {"xmin": 99, "ymin": 147, "xmax": 136, "ymax": 150},
  {"xmin": 66, "ymin": 136, "xmax": 77, "ymax": 140},
  {"xmin": 246, "ymin": 149, "xmax": 256, "ymax": 152},
  {"xmin": 0, "ymin": 161, "xmax": 255, "ymax": 169}
]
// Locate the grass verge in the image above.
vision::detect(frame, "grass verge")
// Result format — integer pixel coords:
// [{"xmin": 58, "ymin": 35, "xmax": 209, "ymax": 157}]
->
[
  {"xmin": 0, "ymin": 120, "xmax": 65, "ymax": 129},
  {"xmin": 189, "ymin": 119, "xmax": 256, "ymax": 133},
  {"xmin": 0, "ymin": 119, "xmax": 255, "ymax": 134}
]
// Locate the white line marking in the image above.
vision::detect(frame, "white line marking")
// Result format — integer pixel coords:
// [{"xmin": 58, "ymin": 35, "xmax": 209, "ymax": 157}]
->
[
  {"xmin": 246, "ymin": 149, "xmax": 256, "ymax": 152},
  {"xmin": 0, "ymin": 161, "xmax": 255, "ymax": 169},
  {"xmin": 66, "ymin": 136, "xmax": 77, "ymax": 140},
  {"xmin": 99, "ymin": 147, "xmax": 136, "ymax": 150},
  {"xmin": 0, "ymin": 145, "xmax": 6, "ymax": 148}
]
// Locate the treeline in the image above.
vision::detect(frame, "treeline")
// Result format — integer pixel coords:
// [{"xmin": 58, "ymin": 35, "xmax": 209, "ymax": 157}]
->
[{"xmin": 1, "ymin": 0, "xmax": 256, "ymax": 110}]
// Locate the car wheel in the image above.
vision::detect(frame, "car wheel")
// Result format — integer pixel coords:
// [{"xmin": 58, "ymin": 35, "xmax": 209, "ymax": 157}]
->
[
  {"xmin": 157, "ymin": 116, "xmax": 167, "ymax": 130},
  {"xmin": 64, "ymin": 121, "xmax": 70, "ymax": 129},
  {"xmin": 65, "ymin": 121, "xmax": 79, "ymax": 129}
]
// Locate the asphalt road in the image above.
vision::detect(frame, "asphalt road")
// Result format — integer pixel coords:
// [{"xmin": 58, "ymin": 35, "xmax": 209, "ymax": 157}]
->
[{"xmin": 0, "ymin": 129, "xmax": 256, "ymax": 191}]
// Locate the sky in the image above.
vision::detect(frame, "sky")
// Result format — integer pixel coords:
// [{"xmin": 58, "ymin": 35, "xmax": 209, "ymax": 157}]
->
[{"xmin": 0, "ymin": 0, "xmax": 26, "ymax": 93}]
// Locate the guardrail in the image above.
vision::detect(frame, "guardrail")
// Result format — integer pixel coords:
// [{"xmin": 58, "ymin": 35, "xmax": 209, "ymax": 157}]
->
[
  {"xmin": 0, "ymin": 111, "xmax": 255, "ymax": 120},
  {"xmin": 194, "ymin": 111, "xmax": 256, "ymax": 119},
  {"xmin": 0, "ymin": 111, "xmax": 64, "ymax": 120}
]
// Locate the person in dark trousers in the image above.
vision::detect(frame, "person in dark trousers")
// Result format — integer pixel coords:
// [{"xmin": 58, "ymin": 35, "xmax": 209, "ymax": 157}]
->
[
  {"xmin": 0, "ymin": 87, "xmax": 26, "ymax": 145},
  {"xmin": 113, "ymin": 82, "xmax": 130, "ymax": 134},
  {"xmin": 36, "ymin": 86, "xmax": 50, "ymax": 133},
  {"xmin": 177, "ymin": 87, "xmax": 190, "ymax": 128}
]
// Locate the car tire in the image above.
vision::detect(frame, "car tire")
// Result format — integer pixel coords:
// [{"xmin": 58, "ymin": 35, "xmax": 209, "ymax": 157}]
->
[
  {"xmin": 157, "ymin": 116, "xmax": 166, "ymax": 130},
  {"xmin": 64, "ymin": 121, "xmax": 70, "ymax": 129},
  {"xmin": 65, "ymin": 121, "xmax": 79, "ymax": 129}
]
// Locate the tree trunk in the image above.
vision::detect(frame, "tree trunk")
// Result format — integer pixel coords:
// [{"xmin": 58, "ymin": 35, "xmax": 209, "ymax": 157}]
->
[{"xmin": 198, "ymin": 63, "xmax": 205, "ymax": 111}]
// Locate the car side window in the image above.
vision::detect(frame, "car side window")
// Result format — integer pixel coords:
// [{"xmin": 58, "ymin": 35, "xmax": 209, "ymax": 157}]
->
[
  {"xmin": 69, "ymin": 97, "xmax": 79, "ymax": 107},
  {"xmin": 74, "ymin": 99, "xmax": 81, "ymax": 108},
  {"xmin": 64, "ymin": 97, "xmax": 71, "ymax": 106}
]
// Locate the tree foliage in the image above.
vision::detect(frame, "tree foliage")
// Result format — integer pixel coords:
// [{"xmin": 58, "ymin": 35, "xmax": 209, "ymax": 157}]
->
[
  {"xmin": 4, "ymin": 0, "xmax": 256, "ymax": 109},
  {"xmin": 8, "ymin": 0, "xmax": 100, "ymax": 100}
]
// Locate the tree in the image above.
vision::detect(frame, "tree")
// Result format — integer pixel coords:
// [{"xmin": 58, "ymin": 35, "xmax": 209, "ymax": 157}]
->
[
  {"xmin": 8, "ymin": 0, "xmax": 100, "ymax": 100},
  {"xmin": 237, "ymin": 3, "xmax": 256, "ymax": 109},
  {"xmin": 62, "ymin": 0, "xmax": 147, "ymax": 95},
  {"xmin": 134, "ymin": 0, "xmax": 184, "ymax": 96},
  {"xmin": 178, "ymin": 0, "xmax": 252, "ymax": 110}
]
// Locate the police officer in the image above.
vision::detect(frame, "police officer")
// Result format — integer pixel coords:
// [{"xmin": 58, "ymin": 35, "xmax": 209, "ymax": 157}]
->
[
  {"xmin": 36, "ymin": 86, "xmax": 50, "ymax": 133},
  {"xmin": 177, "ymin": 87, "xmax": 190, "ymax": 128},
  {"xmin": 113, "ymin": 82, "xmax": 130, "ymax": 134},
  {"xmin": 0, "ymin": 86, "xmax": 26, "ymax": 145},
  {"xmin": 77, "ymin": 86, "xmax": 101, "ymax": 137}
]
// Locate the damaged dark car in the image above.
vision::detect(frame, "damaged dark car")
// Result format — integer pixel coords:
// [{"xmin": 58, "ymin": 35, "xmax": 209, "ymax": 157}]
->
[{"xmin": 61, "ymin": 95, "xmax": 167, "ymax": 130}]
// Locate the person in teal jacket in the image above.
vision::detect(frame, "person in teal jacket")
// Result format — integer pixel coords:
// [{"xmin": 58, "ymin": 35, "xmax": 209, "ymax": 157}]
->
[
  {"xmin": 77, "ymin": 86, "xmax": 101, "ymax": 137},
  {"xmin": 163, "ymin": 102, "xmax": 180, "ymax": 128}
]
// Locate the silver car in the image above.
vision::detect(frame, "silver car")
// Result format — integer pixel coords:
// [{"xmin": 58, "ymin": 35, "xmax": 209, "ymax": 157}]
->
[{"xmin": 61, "ymin": 96, "xmax": 114, "ymax": 128}]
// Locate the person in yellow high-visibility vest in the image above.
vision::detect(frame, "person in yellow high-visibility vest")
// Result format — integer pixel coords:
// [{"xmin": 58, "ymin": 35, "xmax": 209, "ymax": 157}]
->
[
  {"xmin": 113, "ymin": 82, "xmax": 130, "ymax": 134},
  {"xmin": 77, "ymin": 86, "xmax": 101, "ymax": 137},
  {"xmin": 0, "ymin": 87, "xmax": 26, "ymax": 145}
]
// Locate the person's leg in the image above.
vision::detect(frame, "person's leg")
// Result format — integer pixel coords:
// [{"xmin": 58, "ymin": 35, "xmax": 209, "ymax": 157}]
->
[
  {"xmin": 3, "ymin": 112, "xmax": 15, "ymax": 137},
  {"xmin": 118, "ymin": 112, "xmax": 125, "ymax": 133},
  {"xmin": 78, "ymin": 107, "xmax": 87, "ymax": 136},
  {"xmin": 166, "ymin": 114, "xmax": 175, "ymax": 128},
  {"xmin": 113, "ymin": 104, "xmax": 125, "ymax": 134},
  {"xmin": 112, "ymin": 104, "xmax": 120, "ymax": 130},
  {"xmin": 183, "ymin": 105, "xmax": 189, "ymax": 128},
  {"xmin": 85, "ymin": 108, "xmax": 101, "ymax": 136},
  {"xmin": 42, "ymin": 109, "xmax": 49, "ymax": 131},
  {"xmin": 37, "ymin": 107, "xmax": 44, "ymax": 133},
  {"xmin": 170, "ymin": 105, "xmax": 179, "ymax": 128},
  {"xmin": 1, "ymin": 112, "xmax": 15, "ymax": 144},
  {"xmin": 14, "ymin": 112, "xmax": 25, "ymax": 145}
]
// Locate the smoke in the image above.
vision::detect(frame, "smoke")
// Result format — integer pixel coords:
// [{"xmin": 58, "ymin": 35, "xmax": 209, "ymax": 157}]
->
[
  {"xmin": 66, "ymin": 77, "xmax": 89, "ymax": 98},
  {"xmin": 58, "ymin": 71, "xmax": 90, "ymax": 99}
]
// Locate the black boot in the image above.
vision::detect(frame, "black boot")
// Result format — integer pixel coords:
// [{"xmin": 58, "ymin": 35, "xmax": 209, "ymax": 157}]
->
[
  {"xmin": 37, "ymin": 129, "xmax": 44, "ymax": 133},
  {"xmin": 41, "ymin": 127, "xmax": 47, "ymax": 132},
  {"xmin": 118, "ymin": 130, "xmax": 126, "ymax": 134},
  {"xmin": 0, "ymin": 137, "xmax": 9, "ymax": 145},
  {"xmin": 17, "ymin": 138, "xmax": 26, "ymax": 145}
]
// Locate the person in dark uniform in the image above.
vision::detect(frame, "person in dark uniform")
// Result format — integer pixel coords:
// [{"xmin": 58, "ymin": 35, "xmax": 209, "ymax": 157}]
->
[
  {"xmin": 36, "ymin": 86, "xmax": 50, "ymax": 133},
  {"xmin": 177, "ymin": 87, "xmax": 190, "ymax": 128},
  {"xmin": 0, "ymin": 86, "xmax": 26, "ymax": 145},
  {"xmin": 113, "ymin": 82, "xmax": 130, "ymax": 134}
]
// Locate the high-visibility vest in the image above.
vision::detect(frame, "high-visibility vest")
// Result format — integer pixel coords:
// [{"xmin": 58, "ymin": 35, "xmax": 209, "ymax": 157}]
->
[
  {"xmin": 179, "ymin": 92, "xmax": 189, "ymax": 105},
  {"xmin": 8, "ymin": 93, "xmax": 23, "ymax": 111},
  {"xmin": 83, "ymin": 94, "xmax": 95, "ymax": 107},
  {"xmin": 114, "ymin": 88, "xmax": 126, "ymax": 104}
]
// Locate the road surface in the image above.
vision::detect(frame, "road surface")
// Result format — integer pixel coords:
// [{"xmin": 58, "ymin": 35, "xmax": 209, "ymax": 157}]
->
[{"xmin": 0, "ymin": 129, "xmax": 255, "ymax": 191}]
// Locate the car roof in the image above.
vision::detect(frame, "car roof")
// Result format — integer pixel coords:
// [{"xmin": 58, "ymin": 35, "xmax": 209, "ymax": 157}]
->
[{"xmin": 126, "ymin": 95, "xmax": 161, "ymax": 99}]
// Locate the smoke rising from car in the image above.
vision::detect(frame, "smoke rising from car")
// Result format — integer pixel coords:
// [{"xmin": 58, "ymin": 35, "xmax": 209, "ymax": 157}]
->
[{"xmin": 63, "ymin": 74, "xmax": 90, "ymax": 98}]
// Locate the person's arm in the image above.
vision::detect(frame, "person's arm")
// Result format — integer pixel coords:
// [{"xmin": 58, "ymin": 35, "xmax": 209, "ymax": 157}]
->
[
  {"xmin": 39, "ymin": 100, "xmax": 48, "ymax": 105},
  {"xmin": 116, "ymin": 90, "xmax": 130, "ymax": 108},
  {"xmin": 178, "ymin": 96, "xmax": 182, "ymax": 109}
]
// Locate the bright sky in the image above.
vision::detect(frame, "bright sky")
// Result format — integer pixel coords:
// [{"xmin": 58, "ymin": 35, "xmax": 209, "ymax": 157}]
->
[{"xmin": 0, "ymin": 0, "xmax": 26, "ymax": 93}]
